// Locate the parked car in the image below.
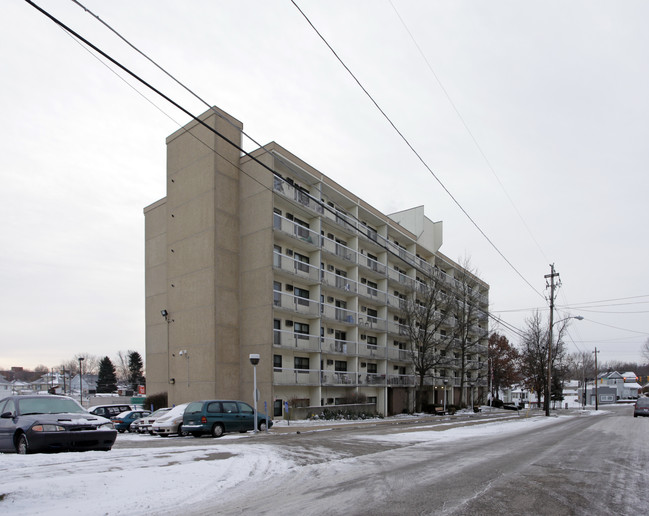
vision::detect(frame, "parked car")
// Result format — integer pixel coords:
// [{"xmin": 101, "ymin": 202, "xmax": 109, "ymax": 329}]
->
[
  {"xmin": 111, "ymin": 410, "xmax": 151, "ymax": 433},
  {"xmin": 151, "ymin": 403, "xmax": 189, "ymax": 437},
  {"xmin": 183, "ymin": 400, "xmax": 273, "ymax": 438},
  {"xmin": 88, "ymin": 404, "xmax": 132, "ymax": 420},
  {"xmin": 633, "ymin": 397, "xmax": 649, "ymax": 417},
  {"xmin": 0, "ymin": 395, "xmax": 117, "ymax": 454},
  {"xmin": 131, "ymin": 408, "xmax": 171, "ymax": 434}
]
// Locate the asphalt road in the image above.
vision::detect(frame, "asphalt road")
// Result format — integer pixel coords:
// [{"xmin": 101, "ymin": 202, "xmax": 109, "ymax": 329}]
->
[{"xmin": 166, "ymin": 405, "xmax": 648, "ymax": 516}]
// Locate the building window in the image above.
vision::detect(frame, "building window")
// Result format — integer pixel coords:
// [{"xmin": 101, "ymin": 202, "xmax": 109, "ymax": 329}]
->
[
  {"xmin": 366, "ymin": 280, "xmax": 378, "ymax": 297},
  {"xmin": 273, "ymin": 355, "xmax": 282, "ymax": 370},
  {"xmin": 367, "ymin": 335, "xmax": 377, "ymax": 348},
  {"xmin": 295, "ymin": 252, "xmax": 310, "ymax": 273},
  {"xmin": 273, "ymin": 208, "xmax": 282, "ymax": 230},
  {"xmin": 273, "ymin": 281, "xmax": 282, "ymax": 306},
  {"xmin": 334, "ymin": 361, "xmax": 347, "ymax": 372},
  {"xmin": 294, "ymin": 357, "xmax": 310, "ymax": 370},
  {"xmin": 367, "ymin": 363, "xmax": 378, "ymax": 374},
  {"xmin": 273, "ymin": 245, "xmax": 282, "ymax": 267},
  {"xmin": 274, "ymin": 319, "xmax": 281, "ymax": 345},
  {"xmin": 294, "ymin": 287, "xmax": 310, "ymax": 306},
  {"xmin": 293, "ymin": 323, "xmax": 309, "ymax": 338}
]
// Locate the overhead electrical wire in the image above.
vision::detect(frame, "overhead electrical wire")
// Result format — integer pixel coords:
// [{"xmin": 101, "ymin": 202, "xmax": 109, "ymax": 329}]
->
[
  {"xmin": 28, "ymin": 0, "xmax": 525, "ymax": 343},
  {"xmin": 290, "ymin": 0, "xmax": 543, "ymax": 300},
  {"xmin": 388, "ymin": 0, "xmax": 550, "ymax": 265}
]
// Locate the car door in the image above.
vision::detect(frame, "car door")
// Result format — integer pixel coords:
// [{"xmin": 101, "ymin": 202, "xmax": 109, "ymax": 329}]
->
[
  {"xmin": 0, "ymin": 399, "xmax": 16, "ymax": 451},
  {"xmin": 220, "ymin": 401, "xmax": 241, "ymax": 432},
  {"xmin": 236, "ymin": 402, "xmax": 256, "ymax": 432}
]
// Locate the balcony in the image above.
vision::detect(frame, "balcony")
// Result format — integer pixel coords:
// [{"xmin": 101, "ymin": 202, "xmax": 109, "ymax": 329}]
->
[
  {"xmin": 273, "ymin": 291, "xmax": 320, "ymax": 317},
  {"xmin": 321, "ymin": 371, "xmax": 357, "ymax": 386},
  {"xmin": 321, "ymin": 270, "xmax": 358, "ymax": 295},
  {"xmin": 273, "ymin": 368, "xmax": 320, "ymax": 386},
  {"xmin": 320, "ymin": 303, "xmax": 357, "ymax": 325},
  {"xmin": 273, "ymin": 330, "xmax": 321, "ymax": 352},
  {"xmin": 357, "ymin": 254, "xmax": 387, "ymax": 277},
  {"xmin": 321, "ymin": 236, "xmax": 358, "ymax": 265},
  {"xmin": 273, "ymin": 176, "xmax": 324, "ymax": 215},
  {"xmin": 273, "ymin": 250, "xmax": 320, "ymax": 283},
  {"xmin": 358, "ymin": 342, "xmax": 387, "ymax": 359},
  {"xmin": 273, "ymin": 214, "xmax": 319, "ymax": 248},
  {"xmin": 387, "ymin": 374, "xmax": 416, "ymax": 387},
  {"xmin": 320, "ymin": 336, "xmax": 357, "ymax": 355}
]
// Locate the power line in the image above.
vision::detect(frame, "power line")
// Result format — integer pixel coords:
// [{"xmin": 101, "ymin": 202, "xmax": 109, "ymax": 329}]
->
[
  {"xmin": 290, "ymin": 0, "xmax": 543, "ymax": 300},
  {"xmin": 29, "ymin": 0, "xmax": 514, "ymax": 341},
  {"xmin": 388, "ymin": 0, "xmax": 549, "ymax": 265}
]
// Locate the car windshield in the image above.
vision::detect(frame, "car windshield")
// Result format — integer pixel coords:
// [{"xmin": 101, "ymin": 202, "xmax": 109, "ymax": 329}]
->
[
  {"xmin": 115, "ymin": 411, "xmax": 132, "ymax": 418},
  {"xmin": 18, "ymin": 397, "xmax": 86, "ymax": 415},
  {"xmin": 636, "ymin": 398, "xmax": 649, "ymax": 408}
]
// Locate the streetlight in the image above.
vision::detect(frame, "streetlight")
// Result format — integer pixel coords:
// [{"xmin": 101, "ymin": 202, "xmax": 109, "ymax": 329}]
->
[
  {"xmin": 78, "ymin": 357, "xmax": 84, "ymax": 406},
  {"xmin": 546, "ymin": 315, "xmax": 583, "ymax": 416},
  {"xmin": 249, "ymin": 354, "xmax": 260, "ymax": 433},
  {"xmin": 443, "ymin": 378, "xmax": 448, "ymax": 413}
]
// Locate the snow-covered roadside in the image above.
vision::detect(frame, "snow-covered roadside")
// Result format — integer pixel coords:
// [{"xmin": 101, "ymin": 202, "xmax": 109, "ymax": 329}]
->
[{"xmin": 0, "ymin": 410, "xmax": 600, "ymax": 515}]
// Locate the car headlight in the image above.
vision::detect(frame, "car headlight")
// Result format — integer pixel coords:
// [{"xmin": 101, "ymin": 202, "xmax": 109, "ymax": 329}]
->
[
  {"xmin": 97, "ymin": 422, "xmax": 115, "ymax": 430},
  {"xmin": 32, "ymin": 424, "xmax": 66, "ymax": 432}
]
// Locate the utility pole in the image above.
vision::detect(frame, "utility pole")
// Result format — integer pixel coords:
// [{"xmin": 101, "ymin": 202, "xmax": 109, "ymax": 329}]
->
[
  {"xmin": 593, "ymin": 347, "xmax": 599, "ymax": 411},
  {"xmin": 544, "ymin": 264, "xmax": 560, "ymax": 417}
]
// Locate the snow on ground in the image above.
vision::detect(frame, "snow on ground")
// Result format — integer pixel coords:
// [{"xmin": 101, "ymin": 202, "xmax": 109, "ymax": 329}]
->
[{"xmin": 0, "ymin": 410, "xmax": 599, "ymax": 516}]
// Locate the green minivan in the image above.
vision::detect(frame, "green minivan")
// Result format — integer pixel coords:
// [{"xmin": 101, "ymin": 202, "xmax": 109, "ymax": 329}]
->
[{"xmin": 182, "ymin": 400, "xmax": 273, "ymax": 437}]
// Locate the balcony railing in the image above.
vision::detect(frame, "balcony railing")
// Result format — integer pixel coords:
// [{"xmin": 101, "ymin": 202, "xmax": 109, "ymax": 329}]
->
[
  {"xmin": 273, "ymin": 330, "xmax": 321, "ymax": 352},
  {"xmin": 273, "ymin": 176, "xmax": 324, "ymax": 215},
  {"xmin": 273, "ymin": 251, "xmax": 320, "ymax": 283},
  {"xmin": 320, "ymin": 337, "xmax": 358, "ymax": 355},
  {"xmin": 321, "ymin": 236, "xmax": 358, "ymax": 264},
  {"xmin": 273, "ymin": 291, "xmax": 320, "ymax": 316},
  {"xmin": 273, "ymin": 368, "xmax": 321, "ymax": 386},
  {"xmin": 321, "ymin": 270, "xmax": 358, "ymax": 295},
  {"xmin": 274, "ymin": 214, "xmax": 319, "ymax": 247}
]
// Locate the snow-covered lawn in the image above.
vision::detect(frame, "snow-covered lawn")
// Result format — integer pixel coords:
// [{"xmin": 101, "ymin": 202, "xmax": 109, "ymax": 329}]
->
[{"xmin": 0, "ymin": 410, "xmax": 600, "ymax": 515}]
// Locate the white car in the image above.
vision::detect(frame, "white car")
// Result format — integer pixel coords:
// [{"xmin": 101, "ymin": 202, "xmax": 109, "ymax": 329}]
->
[
  {"xmin": 131, "ymin": 407, "xmax": 171, "ymax": 434},
  {"xmin": 151, "ymin": 403, "xmax": 189, "ymax": 437}
]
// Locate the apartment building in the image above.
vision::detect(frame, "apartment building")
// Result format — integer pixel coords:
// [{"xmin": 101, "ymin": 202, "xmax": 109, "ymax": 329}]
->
[{"xmin": 144, "ymin": 105, "xmax": 489, "ymax": 417}]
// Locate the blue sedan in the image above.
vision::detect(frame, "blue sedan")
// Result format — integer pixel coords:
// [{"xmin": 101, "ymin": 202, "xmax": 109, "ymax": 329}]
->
[{"xmin": 111, "ymin": 410, "xmax": 151, "ymax": 433}]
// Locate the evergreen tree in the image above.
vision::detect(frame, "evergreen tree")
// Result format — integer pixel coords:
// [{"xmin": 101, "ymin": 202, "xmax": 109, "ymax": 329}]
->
[
  {"xmin": 96, "ymin": 356, "xmax": 117, "ymax": 393},
  {"xmin": 128, "ymin": 351, "xmax": 144, "ymax": 390}
]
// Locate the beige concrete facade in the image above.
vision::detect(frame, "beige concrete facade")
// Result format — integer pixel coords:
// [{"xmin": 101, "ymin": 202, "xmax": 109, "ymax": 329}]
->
[{"xmin": 145, "ymin": 106, "xmax": 489, "ymax": 417}]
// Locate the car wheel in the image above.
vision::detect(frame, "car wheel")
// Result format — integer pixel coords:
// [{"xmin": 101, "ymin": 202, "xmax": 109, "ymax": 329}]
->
[
  {"xmin": 17, "ymin": 434, "xmax": 30, "ymax": 455},
  {"xmin": 258, "ymin": 420, "xmax": 268, "ymax": 432},
  {"xmin": 177, "ymin": 424, "xmax": 187, "ymax": 437},
  {"xmin": 212, "ymin": 423, "xmax": 225, "ymax": 438}
]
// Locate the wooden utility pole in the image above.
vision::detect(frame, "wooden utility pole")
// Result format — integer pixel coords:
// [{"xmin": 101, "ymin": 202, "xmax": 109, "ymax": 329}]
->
[
  {"xmin": 594, "ymin": 347, "xmax": 599, "ymax": 411},
  {"xmin": 544, "ymin": 264, "xmax": 560, "ymax": 417}
]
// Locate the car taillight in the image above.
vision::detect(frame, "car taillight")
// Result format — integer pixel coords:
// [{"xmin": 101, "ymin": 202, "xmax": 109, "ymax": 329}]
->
[{"xmin": 201, "ymin": 416, "xmax": 207, "ymax": 423}]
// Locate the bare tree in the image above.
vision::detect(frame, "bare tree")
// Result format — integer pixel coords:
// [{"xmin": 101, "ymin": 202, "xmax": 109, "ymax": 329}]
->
[
  {"xmin": 450, "ymin": 259, "xmax": 489, "ymax": 406},
  {"xmin": 518, "ymin": 311, "xmax": 570, "ymax": 411},
  {"xmin": 642, "ymin": 338, "xmax": 649, "ymax": 364},
  {"xmin": 403, "ymin": 275, "xmax": 455, "ymax": 412}
]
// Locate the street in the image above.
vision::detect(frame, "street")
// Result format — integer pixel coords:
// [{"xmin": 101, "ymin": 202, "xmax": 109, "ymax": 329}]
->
[
  {"xmin": 2, "ymin": 405, "xmax": 647, "ymax": 516},
  {"xmin": 171, "ymin": 405, "xmax": 647, "ymax": 515}
]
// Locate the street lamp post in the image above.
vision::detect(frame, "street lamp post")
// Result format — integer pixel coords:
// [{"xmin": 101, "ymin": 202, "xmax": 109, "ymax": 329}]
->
[
  {"xmin": 78, "ymin": 357, "xmax": 84, "ymax": 406},
  {"xmin": 443, "ymin": 379, "xmax": 448, "ymax": 413},
  {"xmin": 249, "ymin": 354, "xmax": 260, "ymax": 433},
  {"xmin": 546, "ymin": 314, "xmax": 583, "ymax": 416}
]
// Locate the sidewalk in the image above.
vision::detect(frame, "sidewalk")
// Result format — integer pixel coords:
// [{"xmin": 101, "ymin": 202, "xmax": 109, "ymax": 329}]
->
[{"xmin": 267, "ymin": 406, "xmax": 552, "ymax": 434}]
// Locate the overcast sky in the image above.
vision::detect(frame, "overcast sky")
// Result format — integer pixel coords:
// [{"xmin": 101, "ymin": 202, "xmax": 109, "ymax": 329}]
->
[{"xmin": 2, "ymin": 1, "xmax": 648, "ymax": 371}]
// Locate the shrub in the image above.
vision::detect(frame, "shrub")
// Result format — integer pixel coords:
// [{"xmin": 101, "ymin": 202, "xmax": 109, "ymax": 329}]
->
[{"xmin": 141, "ymin": 392, "xmax": 168, "ymax": 411}]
